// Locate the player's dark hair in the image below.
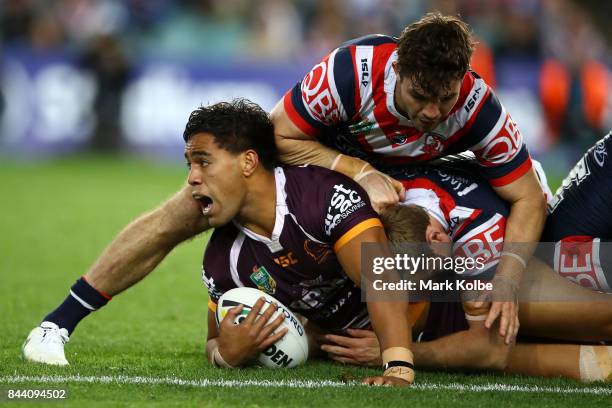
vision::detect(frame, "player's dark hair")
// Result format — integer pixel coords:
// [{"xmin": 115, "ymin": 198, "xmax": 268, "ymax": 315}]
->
[
  {"xmin": 183, "ymin": 98, "xmax": 278, "ymax": 170},
  {"xmin": 397, "ymin": 12, "xmax": 475, "ymax": 97}
]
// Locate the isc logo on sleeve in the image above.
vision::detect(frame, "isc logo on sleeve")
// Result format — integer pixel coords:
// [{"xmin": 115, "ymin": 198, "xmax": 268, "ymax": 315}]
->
[{"xmin": 324, "ymin": 184, "xmax": 365, "ymax": 235}]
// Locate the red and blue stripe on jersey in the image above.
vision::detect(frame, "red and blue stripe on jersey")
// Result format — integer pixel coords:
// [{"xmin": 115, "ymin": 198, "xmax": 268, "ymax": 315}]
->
[{"xmin": 283, "ymin": 34, "xmax": 532, "ymax": 187}]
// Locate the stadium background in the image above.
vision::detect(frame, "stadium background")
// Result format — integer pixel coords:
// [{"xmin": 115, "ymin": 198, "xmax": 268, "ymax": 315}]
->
[{"xmin": 1, "ymin": 0, "xmax": 611, "ymax": 406}]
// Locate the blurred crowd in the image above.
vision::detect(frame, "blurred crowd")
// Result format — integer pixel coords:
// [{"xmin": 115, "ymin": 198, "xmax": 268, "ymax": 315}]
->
[{"xmin": 0, "ymin": 0, "xmax": 610, "ymax": 155}]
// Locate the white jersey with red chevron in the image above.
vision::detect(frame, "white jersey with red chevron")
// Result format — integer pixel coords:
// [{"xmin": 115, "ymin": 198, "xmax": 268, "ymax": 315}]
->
[{"xmin": 284, "ymin": 34, "xmax": 532, "ymax": 187}]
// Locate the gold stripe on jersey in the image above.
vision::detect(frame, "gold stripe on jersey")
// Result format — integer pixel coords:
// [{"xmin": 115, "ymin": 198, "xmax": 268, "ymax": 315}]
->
[{"xmin": 333, "ymin": 218, "xmax": 383, "ymax": 253}]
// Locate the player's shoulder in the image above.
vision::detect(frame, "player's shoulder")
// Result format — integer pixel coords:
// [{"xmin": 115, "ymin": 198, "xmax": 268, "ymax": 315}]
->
[
  {"xmin": 339, "ymin": 34, "xmax": 397, "ymax": 48},
  {"xmin": 203, "ymin": 223, "xmax": 239, "ymax": 273}
]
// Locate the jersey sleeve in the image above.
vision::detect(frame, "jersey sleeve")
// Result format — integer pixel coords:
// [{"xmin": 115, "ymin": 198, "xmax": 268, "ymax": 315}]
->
[
  {"xmin": 283, "ymin": 46, "xmax": 357, "ymax": 137},
  {"xmin": 317, "ymin": 171, "xmax": 382, "ymax": 252},
  {"xmin": 201, "ymin": 229, "xmax": 237, "ymax": 312},
  {"xmin": 464, "ymin": 90, "xmax": 533, "ymax": 187}
]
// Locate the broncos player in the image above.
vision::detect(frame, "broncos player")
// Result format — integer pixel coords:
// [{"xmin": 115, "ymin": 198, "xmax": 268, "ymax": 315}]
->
[{"xmin": 24, "ymin": 99, "xmax": 415, "ymax": 387}]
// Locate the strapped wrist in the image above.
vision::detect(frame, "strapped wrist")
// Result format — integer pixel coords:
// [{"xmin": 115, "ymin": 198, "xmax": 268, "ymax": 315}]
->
[
  {"xmin": 210, "ymin": 345, "xmax": 234, "ymax": 368},
  {"xmin": 382, "ymin": 347, "xmax": 415, "ymax": 383}
]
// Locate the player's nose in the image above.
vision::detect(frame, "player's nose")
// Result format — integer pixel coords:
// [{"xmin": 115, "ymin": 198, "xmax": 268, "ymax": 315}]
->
[
  {"xmin": 187, "ymin": 168, "xmax": 202, "ymax": 186},
  {"xmin": 422, "ymin": 102, "xmax": 441, "ymax": 119}
]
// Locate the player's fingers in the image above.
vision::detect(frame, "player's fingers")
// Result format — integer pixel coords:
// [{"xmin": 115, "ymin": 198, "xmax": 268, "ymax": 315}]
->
[
  {"xmin": 253, "ymin": 301, "xmax": 278, "ymax": 331},
  {"xmin": 513, "ymin": 315, "xmax": 520, "ymax": 339},
  {"xmin": 258, "ymin": 327, "xmax": 288, "ymax": 350},
  {"xmin": 498, "ymin": 303, "xmax": 510, "ymax": 337},
  {"xmin": 390, "ymin": 178, "xmax": 406, "ymax": 201},
  {"xmin": 257, "ymin": 313, "xmax": 285, "ymax": 341},
  {"xmin": 363, "ymin": 377, "xmax": 385, "ymax": 386},
  {"xmin": 505, "ymin": 305, "xmax": 518, "ymax": 344},
  {"xmin": 324, "ymin": 334, "xmax": 361, "ymax": 347},
  {"xmin": 320, "ymin": 344, "xmax": 353, "ymax": 358},
  {"xmin": 221, "ymin": 304, "xmax": 244, "ymax": 328},
  {"xmin": 244, "ymin": 297, "xmax": 266, "ymax": 325},
  {"xmin": 485, "ymin": 302, "xmax": 501, "ymax": 329},
  {"xmin": 346, "ymin": 328, "xmax": 376, "ymax": 338},
  {"xmin": 329, "ymin": 355, "xmax": 360, "ymax": 365}
]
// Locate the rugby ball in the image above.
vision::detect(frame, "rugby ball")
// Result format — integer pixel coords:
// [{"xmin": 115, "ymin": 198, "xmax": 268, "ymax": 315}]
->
[{"xmin": 215, "ymin": 287, "xmax": 308, "ymax": 368}]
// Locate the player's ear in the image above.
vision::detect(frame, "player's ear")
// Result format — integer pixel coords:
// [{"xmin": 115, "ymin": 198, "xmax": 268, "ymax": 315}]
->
[
  {"xmin": 241, "ymin": 150, "xmax": 259, "ymax": 177},
  {"xmin": 392, "ymin": 61, "xmax": 400, "ymax": 77},
  {"xmin": 425, "ymin": 224, "xmax": 449, "ymax": 244}
]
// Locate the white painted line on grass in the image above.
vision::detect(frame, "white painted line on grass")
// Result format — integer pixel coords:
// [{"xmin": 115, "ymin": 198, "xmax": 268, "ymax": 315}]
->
[{"xmin": 1, "ymin": 375, "xmax": 611, "ymax": 395}]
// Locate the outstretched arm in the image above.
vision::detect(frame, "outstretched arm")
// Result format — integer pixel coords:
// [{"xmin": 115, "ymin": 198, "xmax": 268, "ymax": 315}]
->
[
  {"xmin": 85, "ymin": 184, "xmax": 209, "ymax": 295},
  {"xmin": 486, "ymin": 168, "xmax": 547, "ymax": 343},
  {"xmin": 270, "ymin": 101, "xmax": 405, "ymax": 212}
]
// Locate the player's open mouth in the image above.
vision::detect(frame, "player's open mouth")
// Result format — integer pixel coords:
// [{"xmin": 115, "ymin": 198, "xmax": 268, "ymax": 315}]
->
[{"xmin": 195, "ymin": 195, "xmax": 213, "ymax": 215}]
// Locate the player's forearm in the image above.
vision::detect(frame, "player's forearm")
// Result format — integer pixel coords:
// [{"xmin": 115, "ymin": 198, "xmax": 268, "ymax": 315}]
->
[
  {"xmin": 275, "ymin": 135, "xmax": 370, "ymax": 178},
  {"xmin": 85, "ymin": 185, "xmax": 209, "ymax": 295},
  {"xmin": 367, "ymin": 301, "xmax": 412, "ymax": 353},
  {"xmin": 412, "ymin": 327, "xmax": 511, "ymax": 371},
  {"xmin": 497, "ymin": 193, "xmax": 547, "ymax": 281}
]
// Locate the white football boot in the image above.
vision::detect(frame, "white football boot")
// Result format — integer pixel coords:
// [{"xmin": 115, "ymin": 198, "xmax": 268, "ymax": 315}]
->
[{"xmin": 22, "ymin": 321, "xmax": 70, "ymax": 366}]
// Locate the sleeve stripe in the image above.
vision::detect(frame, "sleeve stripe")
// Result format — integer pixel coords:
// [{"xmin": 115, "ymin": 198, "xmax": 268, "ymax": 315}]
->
[
  {"xmin": 208, "ymin": 299, "xmax": 217, "ymax": 313},
  {"xmin": 488, "ymin": 155, "xmax": 533, "ymax": 187},
  {"xmin": 333, "ymin": 218, "xmax": 383, "ymax": 252},
  {"xmin": 283, "ymin": 90, "xmax": 319, "ymax": 137}
]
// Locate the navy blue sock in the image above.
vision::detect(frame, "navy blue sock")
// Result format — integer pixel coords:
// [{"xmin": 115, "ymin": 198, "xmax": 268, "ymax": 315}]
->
[{"xmin": 43, "ymin": 277, "xmax": 111, "ymax": 334}]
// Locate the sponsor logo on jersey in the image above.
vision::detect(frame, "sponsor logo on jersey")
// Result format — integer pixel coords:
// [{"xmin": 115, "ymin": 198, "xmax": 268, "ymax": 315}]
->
[
  {"xmin": 549, "ymin": 156, "xmax": 591, "ymax": 211},
  {"xmin": 324, "ymin": 184, "xmax": 366, "ymax": 235},
  {"xmin": 480, "ymin": 115, "xmax": 522, "ymax": 165},
  {"xmin": 422, "ymin": 133, "xmax": 445, "ymax": 156},
  {"xmin": 464, "ymin": 85, "xmax": 483, "ymax": 114},
  {"xmin": 301, "ymin": 58, "xmax": 341, "ymax": 125},
  {"xmin": 593, "ymin": 139, "xmax": 607, "ymax": 167},
  {"xmin": 360, "ymin": 58, "xmax": 370, "ymax": 87},
  {"xmin": 453, "ymin": 214, "xmax": 505, "ymax": 275},
  {"xmin": 201, "ymin": 269, "xmax": 224, "ymax": 302},
  {"xmin": 274, "ymin": 252, "xmax": 298, "ymax": 268},
  {"xmin": 250, "ymin": 266, "xmax": 277, "ymax": 294},
  {"xmin": 554, "ymin": 237, "xmax": 609, "ymax": 291},
  {"xmin": 348, "ymin": 120, "xmax": 375, "ymax": 137},
  {"xmin": 304, "ymin": 240, "xmax": 333, "ymax": 264},
  {"xmin": 391, "ymin": 132, "xmax": 408, "ymax": 145}
]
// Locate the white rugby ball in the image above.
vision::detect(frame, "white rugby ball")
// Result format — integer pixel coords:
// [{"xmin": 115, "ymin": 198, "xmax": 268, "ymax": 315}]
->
[{"xmin": 216, "ymin": 287, "xmax": 308, "ymax": 368}]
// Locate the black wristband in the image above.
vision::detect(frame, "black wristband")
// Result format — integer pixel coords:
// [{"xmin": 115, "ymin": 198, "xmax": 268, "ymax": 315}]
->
[{"xmin": 383, "ymin": 360, "xmax": 415, "ymax": 371}]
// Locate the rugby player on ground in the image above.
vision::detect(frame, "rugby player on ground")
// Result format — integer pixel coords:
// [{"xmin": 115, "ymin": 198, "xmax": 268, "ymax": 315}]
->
[
  {"xmin": 321, "ymin": 134, "xmax": 612, "ymax": 382},
  {"xmin": 24, "ymin": 100, "xmax": 416, "ymax": 387},
  {"xmin": 270, "ymin": 12, "xmax": 547, "ymax": 343}
]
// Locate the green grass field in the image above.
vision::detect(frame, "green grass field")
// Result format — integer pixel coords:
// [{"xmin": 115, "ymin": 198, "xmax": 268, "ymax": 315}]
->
[{"xmin": 1, "ymin": 157, "xmax": 610, "ymax": 407}]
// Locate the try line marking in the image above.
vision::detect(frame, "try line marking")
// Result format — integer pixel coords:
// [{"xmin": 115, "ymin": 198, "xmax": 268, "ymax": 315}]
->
[{"xmin": 1, "ymin": 375, "xmax": 611, "ymax": 395}]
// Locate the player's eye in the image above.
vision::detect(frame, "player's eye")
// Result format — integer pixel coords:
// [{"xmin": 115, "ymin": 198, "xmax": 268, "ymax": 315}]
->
[
  {"xmin": 185, "ymin": 162, "xmax": 192, "ymax": 170},
  {"xmin": 411, "ymin": 92, "xmax": 426, "ymax": 101}
]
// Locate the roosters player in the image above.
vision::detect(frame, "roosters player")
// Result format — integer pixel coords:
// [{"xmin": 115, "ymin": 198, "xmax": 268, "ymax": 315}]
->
[{"xmin": 271, "ymin": 12, "xmax": 547, "ymax": 344}]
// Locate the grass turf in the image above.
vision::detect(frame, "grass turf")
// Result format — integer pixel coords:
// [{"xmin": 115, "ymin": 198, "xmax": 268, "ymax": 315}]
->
[{"xmin": 0, "ymin": 156, "xmax": 610, "ymax": 407}]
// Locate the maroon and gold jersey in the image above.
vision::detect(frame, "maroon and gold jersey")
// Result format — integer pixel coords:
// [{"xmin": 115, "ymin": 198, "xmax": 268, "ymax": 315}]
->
[
  {"xmin": 284, "ymin": 35, "xmax": 532, "ymax": 187},
  {"xmin": 202, "ymin": 166, "xmax": 381, "ymax": 331}
]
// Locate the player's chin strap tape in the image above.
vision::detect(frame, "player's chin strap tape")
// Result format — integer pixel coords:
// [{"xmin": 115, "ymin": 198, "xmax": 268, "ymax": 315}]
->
[
  {"xmin": 210, "ymin": 346, "xmax": 234, "ymax": 369},
  {"xmin": 382, "ymin": 347, "xmax": 415, "ymax": 383}
]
